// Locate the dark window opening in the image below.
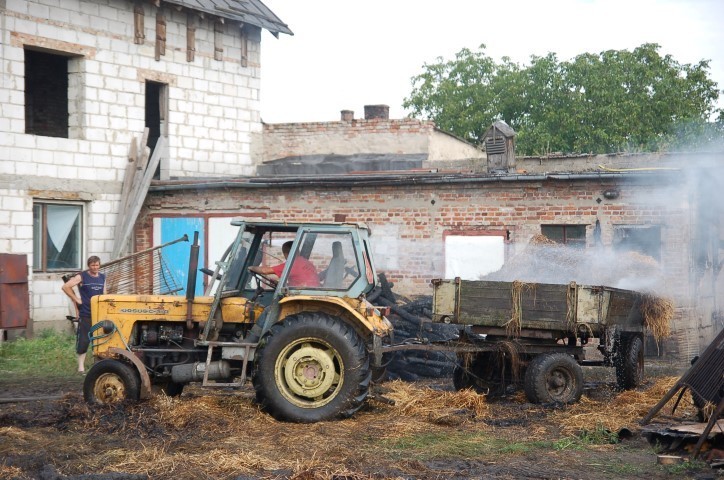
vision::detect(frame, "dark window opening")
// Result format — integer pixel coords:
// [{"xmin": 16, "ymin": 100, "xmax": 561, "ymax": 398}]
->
[
  {"xmin": 145, "ymin": 81, "xmax": 167, "ymax": 179},
  {"xmin": 613, "ymin": 226, "xmax": 661, "ymax": 261},
  {"xmin": 25, "ymin": 49, "xmax": 68, "ymax": 138},
  {"xmin": 541, "ymin": 225, "xmax": 586, "ymax": 248}
]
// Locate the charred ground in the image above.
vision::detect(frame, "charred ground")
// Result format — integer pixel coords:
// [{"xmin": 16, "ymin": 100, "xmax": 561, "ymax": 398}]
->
[{"xmin": 0, "ymin": 367, "xmax": 719, "ymax": 480}]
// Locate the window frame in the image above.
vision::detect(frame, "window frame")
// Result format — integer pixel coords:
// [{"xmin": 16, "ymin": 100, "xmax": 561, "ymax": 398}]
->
[
  {"xmin": 541, "ymin": 224, "xmax": 587, "ymax": 247},
  {"xmin": 23, "ymin": 47, "xmax": 84, "ymax": 139},
  {"xmin": 613, "ymin": 225, "xmax": 662, "ymax": 261},
  {"xmin": 33, "ymin": 201, "xmax": 84, "ymax": 272}
]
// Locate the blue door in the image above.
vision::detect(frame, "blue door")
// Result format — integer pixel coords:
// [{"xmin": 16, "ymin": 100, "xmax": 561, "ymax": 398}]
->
[{"xmin": 159, "ymin": 217, "xmax": 205, "ymax": 296}]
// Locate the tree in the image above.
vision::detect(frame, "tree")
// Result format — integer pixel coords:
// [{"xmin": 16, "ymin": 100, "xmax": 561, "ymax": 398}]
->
[{"xmin": 403, "ymin": 44, "xmax": 723, "ymax": 155}]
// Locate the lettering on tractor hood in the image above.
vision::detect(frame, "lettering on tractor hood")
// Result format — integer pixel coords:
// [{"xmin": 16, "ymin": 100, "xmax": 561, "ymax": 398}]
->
[{"xmin": 119, "ymin": 308, "xmax": 169, "ymax": 315}]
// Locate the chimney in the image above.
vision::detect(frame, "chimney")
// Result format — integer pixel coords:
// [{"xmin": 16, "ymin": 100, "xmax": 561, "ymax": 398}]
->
[
  {"xmin": 340, "ymin": 110, "xmax": 354, "ymax": 122},
  {"xmin": 364, "ymin": 104, "xmax": 389, "ymax": 120}
]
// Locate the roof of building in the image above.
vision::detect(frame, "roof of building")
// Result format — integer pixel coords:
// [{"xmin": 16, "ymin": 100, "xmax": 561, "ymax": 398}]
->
[
  {"xmin": 165, "ymin": 0, "xmax": 293, "ymax": 36},
  {"xmin": 257, "ymin": 154, "xmax": 427, "ymax": 175},
  {"xmin": 485, "ymin": 120, "xmax": 516, "ymax": 138},
  {"xmin": 149, "ymin": 169, "xmax": 683, "ymax": 193}
]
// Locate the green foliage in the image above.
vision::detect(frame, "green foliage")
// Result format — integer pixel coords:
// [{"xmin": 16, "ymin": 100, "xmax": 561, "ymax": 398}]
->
[
  {"xmin": 662, "ymin": 459, "xmax": 709, "ymax": 475},
  {"xmin": 0, "ymin": 329, "xmax": 78, "ymax": 378},
  {"xmin": 554, "ymin": 424, "xmax": 620, "ymax": 451},
  {"xmin": 403, "ymin": 43, "xmax": 724, "ymax": 155},
  {"xmin": 383, "ymin": 431, "xmax": 553, "ymax": 459}
]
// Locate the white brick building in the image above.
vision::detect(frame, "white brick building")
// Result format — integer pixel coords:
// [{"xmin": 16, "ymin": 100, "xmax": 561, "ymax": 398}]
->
[{"xmin": 0, "ymin": 0, "xmax": 291, "ymax": 333}]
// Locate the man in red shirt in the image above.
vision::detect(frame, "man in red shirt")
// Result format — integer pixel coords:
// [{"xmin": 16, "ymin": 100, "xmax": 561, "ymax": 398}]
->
[{"xmin": 249, "ymin": 241, "xmax": 320, "ymax": 287}]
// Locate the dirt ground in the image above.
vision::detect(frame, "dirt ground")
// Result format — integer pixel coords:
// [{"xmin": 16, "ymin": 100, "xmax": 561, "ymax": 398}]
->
[{"xmin": 0, "ymin": 368, "xmax": 721, "ymax": 480}]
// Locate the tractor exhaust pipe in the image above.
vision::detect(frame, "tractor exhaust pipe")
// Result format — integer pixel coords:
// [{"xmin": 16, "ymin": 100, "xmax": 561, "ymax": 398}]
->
[
  {"xmin": 186, "ymin": 231, "xmax": 200, "ymax": 330},
  {"xmin": 171, "ymin": 360, "xmax": 231, "ymax": 383}
]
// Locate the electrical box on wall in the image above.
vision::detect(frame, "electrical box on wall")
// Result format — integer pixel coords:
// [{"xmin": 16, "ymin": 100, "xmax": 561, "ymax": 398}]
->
[{"xmin": 0, "ymin": 254, "xmax": 30, "ymax": 329}]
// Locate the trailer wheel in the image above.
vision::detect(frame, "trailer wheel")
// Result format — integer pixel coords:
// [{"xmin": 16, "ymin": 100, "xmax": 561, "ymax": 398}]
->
[
  {"xmin": 616, "ymin": 335, "xmax": 644, "ymax": 390},
  {"xmin": 253, "ymin": 312, "xmax": 371, "ymax": 423},
  {"xmin": 84, "ymin": 359, "xmax": 141, "ymax": 405},
  {"xmin": 524, "ymin": 353, "xmax": 583, "ymax": 404}
]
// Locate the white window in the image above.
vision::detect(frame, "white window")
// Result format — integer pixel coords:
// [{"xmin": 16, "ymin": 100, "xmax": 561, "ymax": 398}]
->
[
  {"xmin": 33, "ymin": 202, "xmax": 83, "ymax": 271},
  {"xmin": 445, "ymin": 234, "xmax": 505, "ymax": 280}
]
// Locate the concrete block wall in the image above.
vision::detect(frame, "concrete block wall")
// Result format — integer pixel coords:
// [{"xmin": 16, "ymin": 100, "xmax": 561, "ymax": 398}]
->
[{"xmin": 1, "ymin": 0, "xmax": 265, "ymax": 331}]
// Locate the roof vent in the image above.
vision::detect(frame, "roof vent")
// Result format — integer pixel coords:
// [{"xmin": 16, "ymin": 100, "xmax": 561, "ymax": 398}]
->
[{"xmin": 484, "ymin": 120, "xmax": 516, "ymax": 173}]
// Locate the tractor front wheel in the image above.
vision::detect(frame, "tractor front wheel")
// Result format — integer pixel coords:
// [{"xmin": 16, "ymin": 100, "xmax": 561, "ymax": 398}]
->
[
  {"xmin": 84, "ymin": 359, "xmax": 141, "ymax": 405},
  {"xmin": 252, "ymin": 312, "xmax": 371, "ymax": 422}
]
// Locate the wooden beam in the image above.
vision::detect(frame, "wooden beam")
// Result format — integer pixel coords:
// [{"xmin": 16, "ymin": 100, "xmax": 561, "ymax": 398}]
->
[
  {"xmin": 214, "ymin": 19, "xmax": 223, "ymax": 61},
  {"xmin": 240, "ymin": 23, "xmax": 248, "ymax": 67},
  {"xmin": 112, "ymin": 136, "xmax": 167, "ymax": 259},
  {"xmin": 133, "ymin": 3, "xmax": 145, "ymax": 45},
  {"xmin": 186, "ymin": 11, "xmax": 196, "ymax": 62},
  {"xmin": 155, "ymin": 10, "xmax": 166, "ymax": 61}
]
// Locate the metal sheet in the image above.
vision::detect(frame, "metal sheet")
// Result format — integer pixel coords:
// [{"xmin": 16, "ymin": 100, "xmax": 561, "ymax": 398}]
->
[{"xmin": 0, "ymin": 254, "xmax": 29, "ymax": 329}]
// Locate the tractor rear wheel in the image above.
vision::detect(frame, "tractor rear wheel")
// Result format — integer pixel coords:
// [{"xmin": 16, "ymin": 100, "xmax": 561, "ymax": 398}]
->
[
  {"xmin": 253, "ymin": 312, "xmax": 371, "ymax": 423},
  {"xmin": 84, "ymin": 359, "xmax": 141, "ymax": 405},
  {"xmin": 524, "ymin": 353, "xmax": 583, "ymax": 404}
]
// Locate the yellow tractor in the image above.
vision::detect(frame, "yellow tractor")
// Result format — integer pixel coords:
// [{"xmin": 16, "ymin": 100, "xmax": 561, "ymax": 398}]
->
[{"xmin": 84, "ymin": 220, "xmax": 393, "ymax": 422}]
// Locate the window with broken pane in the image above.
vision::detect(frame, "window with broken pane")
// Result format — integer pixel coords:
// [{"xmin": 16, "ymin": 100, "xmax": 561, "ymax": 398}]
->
[{"xmin": 33, "ymin": 203, "xmax": 83, "ymax": 271}]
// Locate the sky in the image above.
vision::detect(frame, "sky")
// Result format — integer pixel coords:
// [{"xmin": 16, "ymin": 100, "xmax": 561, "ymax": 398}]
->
[{"xmin": 258, "ymin": 0, "xmax": 724, "ymax": 124}]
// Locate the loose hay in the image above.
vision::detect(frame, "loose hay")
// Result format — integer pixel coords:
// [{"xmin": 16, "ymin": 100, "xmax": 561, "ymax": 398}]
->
[
  {"xmin": 505, "ymin": 281, "xmax": 535, "ymax": 337},
  {"xmin": 640, "ymin": 294, "xmax": 674, "ymax": 342},
  {"xmin": 549, "ymin": 376, "xmax": 698, "ymax": 437},
  {"xmin": 384, "ymin": 380, "xmax": 489, "ymax": 419}
]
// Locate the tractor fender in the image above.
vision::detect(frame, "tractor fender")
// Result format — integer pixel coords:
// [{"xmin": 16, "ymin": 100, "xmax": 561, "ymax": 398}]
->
[
  {"xmin": 108, "ymin": 347, "xmax": 153, "ymax": 400},
  {"xmin": 277, "ymin": 295, "xmax": 392, "ymax": 341}
]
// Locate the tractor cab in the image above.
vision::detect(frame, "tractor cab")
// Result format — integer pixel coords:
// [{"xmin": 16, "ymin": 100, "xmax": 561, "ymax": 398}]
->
[
  {"xmin": 211, "ymin": 220, "xmax": 377, "ymax": 303},
  {"xmin": 198, "ymin": 220, "xmax": 384, "ymax": 343}
]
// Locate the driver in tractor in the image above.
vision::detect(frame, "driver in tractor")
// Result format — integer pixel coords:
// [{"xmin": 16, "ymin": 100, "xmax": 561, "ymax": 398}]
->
[{"xmin": 248, "ymin": 240, "xmax": 320, "ymax": 287}]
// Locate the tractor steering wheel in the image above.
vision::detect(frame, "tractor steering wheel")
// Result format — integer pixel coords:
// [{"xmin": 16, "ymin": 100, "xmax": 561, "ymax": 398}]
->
[{"xmin": 250, "ymin": 270, "xmax": 278, "ymax": 289}]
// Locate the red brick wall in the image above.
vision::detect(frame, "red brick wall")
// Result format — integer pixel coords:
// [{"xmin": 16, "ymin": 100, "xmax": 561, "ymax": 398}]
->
[
  {"xmin": 137, "ymin": 176, "xmax": 689, "ymax": 298},
  {"xmin": 262, "ymin": 118, "xmax": 436, "ymax": 160}
]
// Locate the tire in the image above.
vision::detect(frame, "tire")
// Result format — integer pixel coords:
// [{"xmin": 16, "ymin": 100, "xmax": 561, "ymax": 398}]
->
[
  {"xmin": 615, "ymin": 335, "xmax": 644, "ymax": 390},
  {"xmin": 84, "ymin": 359, "xmax": 141, "ymax": 405},
  {"xmin": 252, "ymin": 312, "xmax": 371, "ymax": 423},
  {"xmin": 524, "ymin": 353, "xmax": 583, "ymax": 404},
  {"xmin": 453, "ymin": 353, "xmax": 507, "ymax": 397}
]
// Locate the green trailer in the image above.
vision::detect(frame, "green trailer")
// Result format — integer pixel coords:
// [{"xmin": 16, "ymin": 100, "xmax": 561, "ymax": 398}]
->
[{"xmin": 429, "ymin": 278, "xmax": 647, "ymax": 404}]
